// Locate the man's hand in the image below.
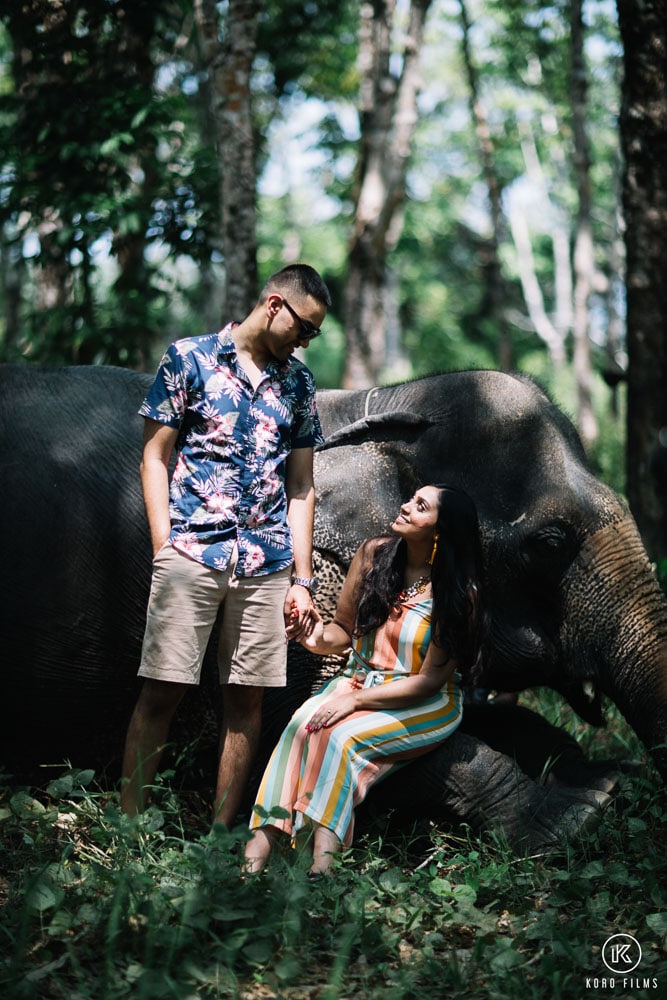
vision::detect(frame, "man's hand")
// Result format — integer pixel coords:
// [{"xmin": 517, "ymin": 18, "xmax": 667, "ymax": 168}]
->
[{"xmin": 284, "ymin": 584, "xmax": 316, "ymax": 641}]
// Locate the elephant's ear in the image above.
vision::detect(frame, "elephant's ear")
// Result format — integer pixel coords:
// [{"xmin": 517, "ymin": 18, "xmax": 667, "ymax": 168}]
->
[
  {"xmin": 314, "ymin": 412, "xmax": 433, "ymax": 564},
  {"xmin": 316, "ymin": 411, "xmax": 434, "ymax": 452}
]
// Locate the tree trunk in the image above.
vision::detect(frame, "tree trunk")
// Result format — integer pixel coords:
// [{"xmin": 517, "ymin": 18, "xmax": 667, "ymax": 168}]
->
[
  {"xmin": 602, "ymin": 196, "xmax": 626, "ymax": 418},
  {"xmin": 342, "ymin": 0, "xmax": 433, "ymax": 389},
  {"xmin": 196, "ymin": 0, "xmax": 260, "ymax": 322},
  {"xmin": 513, "ymin": 122, "xmax": 569, "ymax": 369},
  {"xmin": 0, "ymin": 239, "xmax": 23, "ymax": 361},
  {"xmin": 506, "ymin": 194, "xmax": 567, "ymax": 368},
  {"xmin": 457, "ymin": 0, "xmax": 512, "ymax": 371},
  {"xmin": 107, "ymin": 5, "xmax": 160, "ymax": 371},
  {"xmin": 570, "ymin": 0, "xmax": 598, "ymax": 448},
  {"xmin": 617, "ymin": 0, "xmax": 667, "ymax": 562}
]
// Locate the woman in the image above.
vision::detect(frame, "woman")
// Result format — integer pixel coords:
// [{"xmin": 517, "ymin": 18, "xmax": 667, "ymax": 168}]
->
[{"xmin": 244, "ymin": 484, "xmax": 486, "ymax": 875}]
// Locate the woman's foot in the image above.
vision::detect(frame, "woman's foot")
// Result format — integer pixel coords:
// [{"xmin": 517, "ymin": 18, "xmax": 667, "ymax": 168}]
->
[
  {"xmin": 310, "ymin": 823, "xmax": 342, "ymax": 876},
  {"xmin": 242, "ymin": 826, "xmax": 279, "ymax": 875}
]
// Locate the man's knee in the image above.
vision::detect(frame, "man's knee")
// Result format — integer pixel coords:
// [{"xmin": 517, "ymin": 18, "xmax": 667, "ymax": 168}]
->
[
  {"xmin": 136, "ymin": 678, "xmax": 189, "ymax": 719},
  {"xmin": 222, "ymin": 684, "xmax": 264, "ymax": 724}
]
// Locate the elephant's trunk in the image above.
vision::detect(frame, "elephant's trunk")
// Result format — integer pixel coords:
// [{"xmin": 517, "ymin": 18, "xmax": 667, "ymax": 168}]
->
[{"xmin": 563, "ymin": 516, "xmax": 667, "ymax": 778}]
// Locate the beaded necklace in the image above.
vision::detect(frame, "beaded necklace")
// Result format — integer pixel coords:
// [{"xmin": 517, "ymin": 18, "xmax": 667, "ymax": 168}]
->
[{"xmin": 396, "ymin": 574, "xmax": 431, "ymax": 604}]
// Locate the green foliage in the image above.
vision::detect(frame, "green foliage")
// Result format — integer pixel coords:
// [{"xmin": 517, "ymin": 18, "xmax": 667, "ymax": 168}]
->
[
  {"xmin": 0, "ymin": 0, "xmax": 630, "ymax": 413},
  {"xmin": 0, "ymin": 0, "xmax": 219, "ymax": 366},
  {"xmin": 520, "ymin": 351, "xmax": 627, "ymax": 495},
  {"xmin": 260, "ymin": 0, "xmax": 359, "ymax": 100},
  {"xmin": 1, "ymin": 704, "xmax": 665, "ymax": 999},
  {"xmin": 257, "ymin": 193, "xmax": 348, "ymax": 387}
]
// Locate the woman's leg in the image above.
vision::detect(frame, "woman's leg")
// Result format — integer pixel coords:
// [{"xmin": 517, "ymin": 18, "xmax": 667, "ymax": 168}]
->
[
  {"xmin": 295, "ymin": 681, "xmax": 464, "ymax": 848},
  {"xmin": 310, "ymin": 823, "xmax": 342, "ymax": 875},
  {"xmin": 248, "ymin": 675, "xmax": 352, "ymax": 839}
]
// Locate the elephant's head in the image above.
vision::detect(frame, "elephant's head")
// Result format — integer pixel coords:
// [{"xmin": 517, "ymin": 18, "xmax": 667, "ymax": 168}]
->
[{"xmin": 314, "ymin": 371, "xmax": 667, "ymax": 779}]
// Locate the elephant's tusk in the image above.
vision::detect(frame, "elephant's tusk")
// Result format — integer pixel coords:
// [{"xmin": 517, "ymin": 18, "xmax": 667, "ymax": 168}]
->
[{"xmin": 583, "ymin": 680, "xmax": 596, "ymax": 703}]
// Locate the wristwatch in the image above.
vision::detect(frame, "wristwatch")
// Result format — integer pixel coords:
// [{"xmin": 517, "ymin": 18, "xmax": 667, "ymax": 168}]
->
[{"xmin": 290, "ymin": 576, "xmax": 319, "ymax": 595}]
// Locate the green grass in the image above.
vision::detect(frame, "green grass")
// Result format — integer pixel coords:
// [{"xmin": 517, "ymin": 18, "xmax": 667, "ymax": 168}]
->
[{"xmin": 1, "ymin": 699, "xmax": 666, "ymax": 1000}]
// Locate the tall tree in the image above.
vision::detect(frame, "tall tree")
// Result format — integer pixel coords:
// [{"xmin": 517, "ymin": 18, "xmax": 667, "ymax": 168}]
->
[
  {"xmin": 342, "ymin": 0, "xmax": 433, "ymax": 389},
  {"xmin": 457, "ymin": 0, "xmax": 512, "ymax": 371},
  {"xmin": 570, "ymin": 0, "xmax": 598, "ymax": 448},
  {"xmin": 195, "ymin": 0, "xmax": 260, "ymax": 321},
  {"xmin": 617, "ymin": 0, "xmax": 667, "ymax": 561},
  {"xmin": 507, "ymin": 120, "xmax": 568, "ymax": 369}
]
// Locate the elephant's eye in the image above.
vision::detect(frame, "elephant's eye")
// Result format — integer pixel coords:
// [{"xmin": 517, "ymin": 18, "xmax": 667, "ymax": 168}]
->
[{"xmin": 522, "ymin": 522, "xmax": 578, "ymax": 578}]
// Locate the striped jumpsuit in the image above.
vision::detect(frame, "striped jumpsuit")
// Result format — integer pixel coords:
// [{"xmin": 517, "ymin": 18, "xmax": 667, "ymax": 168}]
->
[{"xmin": 249, "ymin": 595, "xmax": 463, "ymax": 848}]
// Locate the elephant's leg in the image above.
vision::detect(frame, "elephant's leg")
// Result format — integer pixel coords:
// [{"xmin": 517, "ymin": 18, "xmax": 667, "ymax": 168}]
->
[
  {"xmin": 460, "ymin": 703, "xmax": 634, "ymax": 792},
  {"xmin": 366, "ymin": 730, "xmax": 612, "ymax": 853}
]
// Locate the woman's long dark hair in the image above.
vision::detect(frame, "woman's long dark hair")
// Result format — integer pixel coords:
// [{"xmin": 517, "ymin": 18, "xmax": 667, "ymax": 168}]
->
[{"xmin": 354, "ymin": 485, "xmax": 487, "ymax": 684}]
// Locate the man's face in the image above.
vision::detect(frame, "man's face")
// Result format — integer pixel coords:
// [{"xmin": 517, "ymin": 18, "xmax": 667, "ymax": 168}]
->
[{"xmin": 266, "ymin": 294, "xmax": 327, "ymax": 360}]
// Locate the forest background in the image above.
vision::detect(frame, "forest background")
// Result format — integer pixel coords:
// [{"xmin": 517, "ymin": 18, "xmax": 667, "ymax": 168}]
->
[{"xmin": 0, "ymin": 0, "xmax": 666, "ymax": 567}]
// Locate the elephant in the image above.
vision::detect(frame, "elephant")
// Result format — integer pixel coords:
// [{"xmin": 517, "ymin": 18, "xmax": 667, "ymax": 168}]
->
[{"xmin": 1, "ymin": 363, "xmax": 666, "ymax": 852}]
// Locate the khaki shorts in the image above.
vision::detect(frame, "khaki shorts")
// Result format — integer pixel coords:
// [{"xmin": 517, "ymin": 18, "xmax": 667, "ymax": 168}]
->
[{"xmin": 138, "ymin": 544, "xmax": 290, "ymax": 687}]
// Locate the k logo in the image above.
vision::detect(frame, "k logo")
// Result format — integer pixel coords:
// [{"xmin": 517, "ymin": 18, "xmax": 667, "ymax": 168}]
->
[{"xmin": 602, "ymin": 933, "xmax": 642, "ymax": 974}]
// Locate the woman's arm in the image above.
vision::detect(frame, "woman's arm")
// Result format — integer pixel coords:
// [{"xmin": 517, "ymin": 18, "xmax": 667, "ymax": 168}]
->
[
  {"xmin": 306, "ymin": 643, "xmax": 457, "ymax": 731},
  {"xmin": 296, "ymin": 539, "xmax": 382, "ymax": 655}
]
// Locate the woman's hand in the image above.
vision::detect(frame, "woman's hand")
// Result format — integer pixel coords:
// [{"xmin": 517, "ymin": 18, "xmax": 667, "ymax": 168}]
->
[
  {"xmin": 306, "ymin": 691, "xmax": 360, "ymax": 732},
  {"xmin": 295, "ymin": 606, "xmax": 326, "ymax": 648},
  {"xmin": 286, "ymin": 606, "xmax": 353, "ymax": 657}
]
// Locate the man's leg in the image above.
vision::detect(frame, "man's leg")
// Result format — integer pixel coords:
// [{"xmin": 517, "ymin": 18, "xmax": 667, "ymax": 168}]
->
[
  {"xmin": 121, "ymin": 678, "xmax": 189, "ymax": 816},
  {"xmin": 213, "ymin": 683, "xmax": 264, "ymax": 828}
]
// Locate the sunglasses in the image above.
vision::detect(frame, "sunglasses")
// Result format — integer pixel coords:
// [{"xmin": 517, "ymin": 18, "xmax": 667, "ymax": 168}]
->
[{"xmin": 281, "ymin": 298, "xmax": 322, "ymax": 341}]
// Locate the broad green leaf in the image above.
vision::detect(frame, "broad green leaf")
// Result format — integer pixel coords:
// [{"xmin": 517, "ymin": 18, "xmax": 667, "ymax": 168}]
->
[
  {"xmin": 646, "ymin": 912, "xmax": 667, "ymax": 934},
  {"xmin": 451, "ymin": 883, "xmax": 478, "ymax": 904},
  {"xmin": 26, "ymin": 879, "xmax": 62, "ymax": 913},
  {"xmin": 379, "ymin": 867, "xmax": 403, "ymax": 891},
  {"xmin": 490, "ymin": 944, "xmax": 523, "ymax": 971},
  {"xmin": 429, "ymin": 876, "xmax": 453, "ymax": 897},
  {"xmin": 46, "ymin": 775, "xmax": 74, "ymax": 798},
  {"xmin": 11, "ymin": 792, "xmax": 46, "ymax": 818}
]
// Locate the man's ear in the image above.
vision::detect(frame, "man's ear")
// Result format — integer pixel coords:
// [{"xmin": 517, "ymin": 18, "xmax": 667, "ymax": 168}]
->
[{"xmin": 266, "ymin": 293, "xmax": 283, "ymax": 319}]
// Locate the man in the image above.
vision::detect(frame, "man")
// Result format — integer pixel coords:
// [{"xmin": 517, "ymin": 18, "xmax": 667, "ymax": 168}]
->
[{"xmin": 121, "ymin": 263, "xmax": 331, "ymax": 827}]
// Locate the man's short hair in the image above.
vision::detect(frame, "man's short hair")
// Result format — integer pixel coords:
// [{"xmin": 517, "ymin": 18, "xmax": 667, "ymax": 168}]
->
[{"xmin": 260, "ymin": 264, "xmax": 332, "ymax": 309}]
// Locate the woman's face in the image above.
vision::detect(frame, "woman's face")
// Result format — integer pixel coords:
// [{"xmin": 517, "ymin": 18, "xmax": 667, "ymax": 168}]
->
[{"xmin": 391, "ymin": 486, "xmax": 441, "ymax": 542}]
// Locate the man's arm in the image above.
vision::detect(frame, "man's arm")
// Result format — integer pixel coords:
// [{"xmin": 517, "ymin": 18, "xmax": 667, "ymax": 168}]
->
[
  {"xmin": 285, "ymin": 446, "xmax": 316, "ymax": 626},
  {"xmin": 140, "ymin": 419, "xmax": 179, "ymax": 557}
]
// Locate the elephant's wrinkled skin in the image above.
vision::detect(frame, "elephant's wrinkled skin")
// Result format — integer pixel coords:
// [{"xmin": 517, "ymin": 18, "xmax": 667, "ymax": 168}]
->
[{"xmin": 2, "ymin": 364, "xmax": 666, "ymax": 851}]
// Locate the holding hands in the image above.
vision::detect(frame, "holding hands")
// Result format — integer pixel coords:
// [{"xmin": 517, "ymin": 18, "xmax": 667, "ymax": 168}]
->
[
  {"xmin": 284, "ymin": 585, "xmax": 320, "ymax": 642},
  {"xmin": 284, "ymin": 566, "xmax": 361, "ymax": 731}
]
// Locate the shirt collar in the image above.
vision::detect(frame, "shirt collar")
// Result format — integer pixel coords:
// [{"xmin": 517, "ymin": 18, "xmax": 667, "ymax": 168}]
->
[{"xmin": 216, "ymin": 323, "xmax": 292, "ymax": 378}]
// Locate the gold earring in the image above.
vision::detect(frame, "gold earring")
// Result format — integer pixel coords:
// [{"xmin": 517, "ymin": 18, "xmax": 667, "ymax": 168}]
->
[{"xmin": 427, "ymin": 535, "xmax": 439, "ymax": 566}]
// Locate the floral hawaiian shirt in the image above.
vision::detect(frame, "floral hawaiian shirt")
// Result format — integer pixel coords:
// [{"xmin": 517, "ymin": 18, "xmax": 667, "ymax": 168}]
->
[{"xmin": 138, "ymin": 324, "xmax": 324, "ymax": 577}]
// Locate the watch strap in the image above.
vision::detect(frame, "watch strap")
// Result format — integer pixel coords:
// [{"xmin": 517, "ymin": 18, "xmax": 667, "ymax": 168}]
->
[{"xmin": 290, "ymin": 575, "xmax": 318, "ymax": 594}]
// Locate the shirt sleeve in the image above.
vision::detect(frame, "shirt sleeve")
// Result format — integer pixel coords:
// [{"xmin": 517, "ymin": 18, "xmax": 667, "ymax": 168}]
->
[
  {"xmin": 138, "ymin": 343, "xmax": 189, "ymax": 427},
  {"xmin": 291, "ymin": 368, "xmax": 325, "ymax": 448}
]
